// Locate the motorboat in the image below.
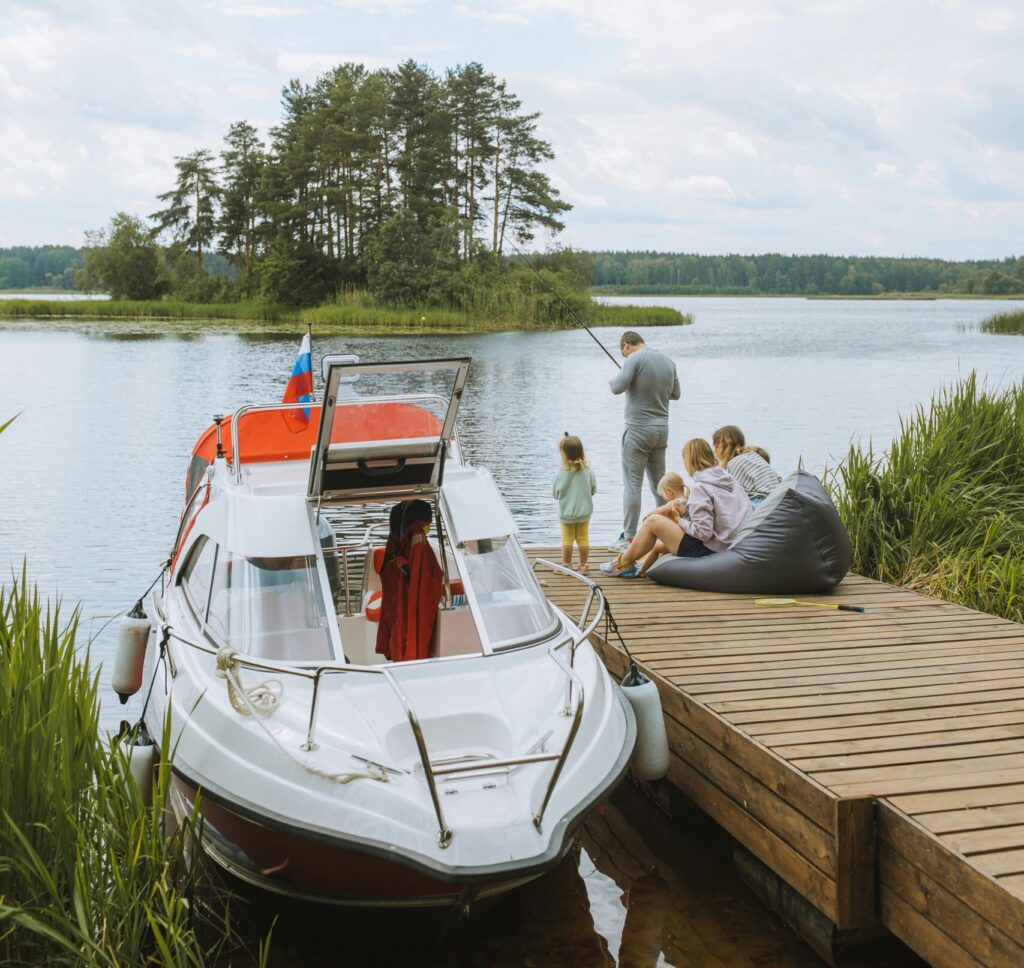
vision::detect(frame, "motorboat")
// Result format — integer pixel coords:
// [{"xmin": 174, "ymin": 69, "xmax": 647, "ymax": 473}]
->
[{"xmin": 125, "ymin": 357, "xmax": 635, "ymax": 907}]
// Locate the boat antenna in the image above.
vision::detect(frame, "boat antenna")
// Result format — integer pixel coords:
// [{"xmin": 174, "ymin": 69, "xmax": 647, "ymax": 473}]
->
[{"xmin": 476, "ymin": 209, "xmax": 622, "ymax": 370}]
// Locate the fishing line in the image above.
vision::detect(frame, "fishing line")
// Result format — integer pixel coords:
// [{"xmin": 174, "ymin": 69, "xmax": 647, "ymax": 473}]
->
[{"xmin": 474, "ymin": 207, "xmax": 622, "ymax": 369}]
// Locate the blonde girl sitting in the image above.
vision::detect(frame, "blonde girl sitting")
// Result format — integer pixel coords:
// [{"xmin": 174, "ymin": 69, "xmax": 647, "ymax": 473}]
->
[
  {"xmin": 552, "ymin": 434, "xmax": 597, "ymax": 574},
  {"xmin": 638, "ymin": 472, "xmax": 689, "ymax": 577}
]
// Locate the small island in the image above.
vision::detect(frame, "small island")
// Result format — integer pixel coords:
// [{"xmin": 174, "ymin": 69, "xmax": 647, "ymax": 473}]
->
[{"xmin": 0, "ymin": 62, "xmax": 688, "ymax": 335}]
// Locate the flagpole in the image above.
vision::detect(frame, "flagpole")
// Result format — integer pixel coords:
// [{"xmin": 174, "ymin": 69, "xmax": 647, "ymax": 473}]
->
[{"xmin": 306, "ymin": 320, "xmax": 315, "ymax": 401}]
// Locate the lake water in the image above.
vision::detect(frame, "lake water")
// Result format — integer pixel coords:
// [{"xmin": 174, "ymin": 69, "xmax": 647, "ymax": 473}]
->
[{"xmin": 1, "ymin": 295, "xmax": 1020, "ymax": 965}]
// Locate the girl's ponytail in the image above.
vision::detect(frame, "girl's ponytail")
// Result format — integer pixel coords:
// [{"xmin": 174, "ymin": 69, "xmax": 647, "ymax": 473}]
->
[{"xmin": 559, "ymin": 433, "xmax": 587, "ymax": 472}]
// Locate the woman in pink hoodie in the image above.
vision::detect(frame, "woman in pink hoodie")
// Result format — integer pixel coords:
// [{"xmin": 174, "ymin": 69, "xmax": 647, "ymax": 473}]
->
[{"xmin": 601, "ymin": 438, "xmax": 751, "ymax": 578}]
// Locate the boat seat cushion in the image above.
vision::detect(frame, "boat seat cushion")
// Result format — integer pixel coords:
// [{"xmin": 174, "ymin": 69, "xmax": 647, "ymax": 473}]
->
[{"xmin": 647, "ymin": 470, "xmax": 851, "ymax": 594}]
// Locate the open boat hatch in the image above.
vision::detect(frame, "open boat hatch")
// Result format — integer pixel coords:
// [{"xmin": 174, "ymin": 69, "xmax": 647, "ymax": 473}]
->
[{"xmin": 308, "ymin": 358, "xmax": 470, "ymax": 502}]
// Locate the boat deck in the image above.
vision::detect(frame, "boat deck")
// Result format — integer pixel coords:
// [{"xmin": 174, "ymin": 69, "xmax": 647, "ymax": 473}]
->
[{"xmin": 528, "ymin": 548, "xmax": 1024, "ymax": 967}]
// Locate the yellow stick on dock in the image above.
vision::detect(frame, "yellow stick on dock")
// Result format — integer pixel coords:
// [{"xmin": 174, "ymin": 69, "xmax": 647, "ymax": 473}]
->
[{"xmin": 755, "ymin": 597, "xmax": 866, "ymax": 613}]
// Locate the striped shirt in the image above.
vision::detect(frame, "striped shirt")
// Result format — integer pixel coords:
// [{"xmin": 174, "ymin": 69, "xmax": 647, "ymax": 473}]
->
[{"xmin": 727, "ymin": 451, "xmax": 782, "ymax": 500}]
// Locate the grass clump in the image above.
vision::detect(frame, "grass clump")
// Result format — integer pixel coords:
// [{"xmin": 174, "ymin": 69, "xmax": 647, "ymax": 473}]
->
[
  {"xmin": 0, "ymin": 568, "xmax": 267, "ymax": 966},
  {"xmin": 825, "ymin": 374, "xmax": 1024, "ymax": 622},
  {"xmin": 0, "ymin": 295, "xmax": 690, "ymax": 334},
  {"xmin": 979, "ymin": 309, "xmax": 1024, "ymax": 335}
]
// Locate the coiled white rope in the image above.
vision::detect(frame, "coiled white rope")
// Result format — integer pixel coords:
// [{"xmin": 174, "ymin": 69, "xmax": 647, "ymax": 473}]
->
[
  {"xmin": 215, "ymin": 648, "xmax": 282, "ymax": 716},
  {"xmin": 215, "ymin": 648, "xmax": 389, "ymax": 785}
]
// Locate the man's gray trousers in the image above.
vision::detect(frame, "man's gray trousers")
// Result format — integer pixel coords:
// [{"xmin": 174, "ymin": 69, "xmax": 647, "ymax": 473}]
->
[{"xmin": 621, "ymin": 424, "xmax": 669, "ymax": 538}]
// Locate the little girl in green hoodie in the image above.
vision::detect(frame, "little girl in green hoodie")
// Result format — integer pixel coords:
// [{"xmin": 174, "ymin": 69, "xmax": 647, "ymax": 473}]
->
[{"xmin": 553, "ymin": 434, "xmax": 597, "ymax": 574}]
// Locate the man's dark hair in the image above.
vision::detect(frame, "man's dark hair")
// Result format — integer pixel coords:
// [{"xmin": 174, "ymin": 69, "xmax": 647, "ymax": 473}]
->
[{"xmin": 620, "ymin": 331, "xmax": 644, "ymax": 347}]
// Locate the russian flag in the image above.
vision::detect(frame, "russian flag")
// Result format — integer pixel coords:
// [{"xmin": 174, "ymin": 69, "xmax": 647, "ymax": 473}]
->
[{"xmin": 282, "ymin": 333, "xmax": 312, "ymax": 430}]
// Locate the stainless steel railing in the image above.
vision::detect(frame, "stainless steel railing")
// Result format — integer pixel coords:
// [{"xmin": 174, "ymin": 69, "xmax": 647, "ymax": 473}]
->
[
  {"xmin": 157, "ymin": 570, "xmax": 601, "ymax": 848},
  {"xmin": 229, "ymin": 401, "xmax": 318, "ymax": 484},
  {"xmin": 531, "ymin": 558, "xmax": 606, "ymax": 713},
  {"xmin": 318, "ymin": 524, "xmax": 386, "ymax": 616},
  {"xmin": 228, "ymin": 393, "xmax": 461, "ymax": 485}
]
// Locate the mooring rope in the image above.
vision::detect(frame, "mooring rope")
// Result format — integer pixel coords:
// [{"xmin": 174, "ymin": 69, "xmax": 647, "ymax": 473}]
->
[
  {"xmin": 215, "ymin": 647, "xmax": 282, "ymax": 716},
  {"xmin": 214, "ymin": 648, "xmax": 389, "ymax": 785}
]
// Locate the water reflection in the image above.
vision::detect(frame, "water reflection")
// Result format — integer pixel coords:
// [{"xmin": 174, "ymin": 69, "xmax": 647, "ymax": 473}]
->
[{"xmin": 235, "ymin": 783, "xmax": 820, "ymax": 967}]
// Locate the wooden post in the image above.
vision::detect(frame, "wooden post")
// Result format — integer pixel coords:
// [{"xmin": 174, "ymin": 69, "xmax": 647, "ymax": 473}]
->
[{"xmin": 834, "ymin": 796, "xmax": 877, "ymax": 929}]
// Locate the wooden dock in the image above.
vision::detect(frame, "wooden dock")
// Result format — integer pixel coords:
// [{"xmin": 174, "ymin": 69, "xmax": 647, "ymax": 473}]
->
[{"xmin": 529, "ymin": 549, "xmax": 1024, "ymax": 967}]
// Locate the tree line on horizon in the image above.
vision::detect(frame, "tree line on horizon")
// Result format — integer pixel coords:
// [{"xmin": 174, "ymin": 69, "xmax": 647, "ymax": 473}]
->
[
  {"xmin": 6, "ymin": 243, "xmax": 1024, "ymax": 300},
  {"xmin": 590, "ymin": 250, "xmax": 1024, "ymax": 296},
  {"xmin": 73, "ymin": 60, "xmax": 571, "ymax": 308}
]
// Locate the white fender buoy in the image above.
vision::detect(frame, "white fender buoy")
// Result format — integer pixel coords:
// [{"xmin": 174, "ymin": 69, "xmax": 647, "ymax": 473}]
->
[
  {"xmin": 125, "ymin": 723, "xmax": 156, "ymax": 806},
  {"xmin": 620, "ymin": 662, "xmax": 670, "ymax": 781},
  {"xmin": 112, "ymin": 602, "xmax": 151, "ymax": 704}
]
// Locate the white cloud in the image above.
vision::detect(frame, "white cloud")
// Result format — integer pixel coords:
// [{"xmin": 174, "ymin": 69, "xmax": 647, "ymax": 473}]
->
[
  {"xmin": 275, "ymin": 52, "xmax": 397, "ymax": 74},
  {"xmin": 4, "ymin": 0, "xmax": 1024, "ymax": 256},
  {"xmin": 548, "ymin": 174, "xmax": 608, "ymax": 209},
  {"xmin": 221, "ymin": 3, "xmax": 305, "ymax": 16},
  {"xmin": 95, "ymin": 124, "xmax": 208, "ymax": 197},
  {"xmin": 331, "ymin": 0, "xmax": 431, "ymax": 11},
  {"xmin": 174, "ymin": 42, "xmax": 221, "ymax": 58},
  {"xmin": 667, "ymin": 175, "xmax": 736, "ymax": 200},
  {"xmin": 975, "ymin": 5, "xmax": 1017, "ymax": 31},
  {"xmin": 0, "ymin": 121, "xmax": 67, "ymax": 198},
  {"xmin": 455, "ymin": 3, "xmax": 531, "ymax": 25}
]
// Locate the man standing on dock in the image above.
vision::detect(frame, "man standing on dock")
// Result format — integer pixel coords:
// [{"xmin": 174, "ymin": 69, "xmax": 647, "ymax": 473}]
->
[{"xmin": 609, "ymin": 331, "xmax": 681, "ymax": 552}]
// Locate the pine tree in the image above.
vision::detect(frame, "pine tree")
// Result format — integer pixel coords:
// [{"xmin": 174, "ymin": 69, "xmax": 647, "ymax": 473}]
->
[
  {"xmin": 445, "ymin": 63, "xmax": 499, "ymax": 259},
  {"xmin": 488, "ymin": 90, "xmax": 569, "ymax": 256},
  {"xmin": 218, "ymin": 122, "xmax": 265, "ymax": 278},
  {"xmin": 151, "ymin": 150, "xmax": 221, "ymax": 271}
]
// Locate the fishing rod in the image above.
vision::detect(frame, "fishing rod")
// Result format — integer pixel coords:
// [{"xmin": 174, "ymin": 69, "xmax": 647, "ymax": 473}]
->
[{"xmin": 474, "ymin": 208, "xmax": 622, "ymax": 370}]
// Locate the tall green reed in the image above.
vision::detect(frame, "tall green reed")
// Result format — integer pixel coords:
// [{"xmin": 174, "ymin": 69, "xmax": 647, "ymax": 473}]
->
[
  {"xmin": 979, "ymin": 309, "xmax": 1024, "ymax": 335},
  {"xmin": 0, "ymin": 568, "xmax": 268, "ymax": 966},
  {"xmin": 825, "ymin": 374, "xmax": 1024, "ymax": 621}
]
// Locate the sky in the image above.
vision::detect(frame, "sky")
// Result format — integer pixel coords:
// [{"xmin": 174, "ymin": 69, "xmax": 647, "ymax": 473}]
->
[{"xmin": 1, "ymin": 0, "xmax": 1023, "ymax": 258}]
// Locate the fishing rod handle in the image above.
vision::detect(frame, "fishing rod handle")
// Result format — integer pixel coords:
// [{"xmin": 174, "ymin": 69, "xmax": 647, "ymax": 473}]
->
[{"xmin": 837, "ymin": 604, "xmax": 865, "ymax": 613}]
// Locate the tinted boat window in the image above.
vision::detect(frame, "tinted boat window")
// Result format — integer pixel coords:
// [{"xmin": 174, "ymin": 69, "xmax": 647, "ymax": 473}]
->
[
  {"xmin": 180, "ymin": 536, "xmax": 216, "ymax": 621},
  {"xmin": 207, "ymin": 554, "xmax": 332, "ymax": 662}
]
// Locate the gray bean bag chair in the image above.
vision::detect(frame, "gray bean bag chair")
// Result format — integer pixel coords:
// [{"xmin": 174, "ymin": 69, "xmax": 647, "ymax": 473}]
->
[{"xmin": 647, "ymin": 470, "xmax": 851, "ymax": 594}]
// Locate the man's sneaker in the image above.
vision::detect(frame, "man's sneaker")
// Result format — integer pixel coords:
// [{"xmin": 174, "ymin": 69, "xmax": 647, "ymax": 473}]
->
[
  {"xmin": 600, "ymin": 557, "xmax": 639, "ymax": 578},
  {"xmin": 608, "ymin": 533, "xmax": 631, "ymax": 553}
]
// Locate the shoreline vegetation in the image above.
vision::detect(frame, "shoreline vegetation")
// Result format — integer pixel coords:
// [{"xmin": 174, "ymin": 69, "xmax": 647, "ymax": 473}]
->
[
  {"xmin": 0, "ymin": 423, "xmax": 269, "ymax": 967},
  {"xmin": 0, "ymin": 295, "xmax": 688, "ymax": 333},
  {"xmin": 0, "ymin": 570, "xmax": 270, "ymax": 966},
  {"xmin": 827, "ymin": 374, "xmax": 1024, "ymax": 623},
  {"xmin": 979, "ymin": 309, "xmax": 1024, "ymax": 335},
  {"xmin": 590, "ymin": 252, "xmax": 1024, "ymax": 297}
]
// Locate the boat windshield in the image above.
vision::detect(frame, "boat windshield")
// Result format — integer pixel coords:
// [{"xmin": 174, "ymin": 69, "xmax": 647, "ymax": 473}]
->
[
  {"xmin": 458, "ymin": 536, "xmax": 556, "ymax": 649},
  {"xmin": 207, "ymin": 553, "xmax": 333, "ymax": 662}
]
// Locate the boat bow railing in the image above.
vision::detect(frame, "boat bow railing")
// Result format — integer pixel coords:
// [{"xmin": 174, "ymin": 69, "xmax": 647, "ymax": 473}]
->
[{"xmin": 158, "ymin": 572, "xmax": 601, "ymax": 847}]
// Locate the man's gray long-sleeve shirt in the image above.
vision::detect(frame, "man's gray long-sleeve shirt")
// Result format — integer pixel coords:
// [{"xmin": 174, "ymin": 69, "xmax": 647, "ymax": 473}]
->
[{"xmin": 609, "ymin": 347, "xmax": 681, "ymax": 427}]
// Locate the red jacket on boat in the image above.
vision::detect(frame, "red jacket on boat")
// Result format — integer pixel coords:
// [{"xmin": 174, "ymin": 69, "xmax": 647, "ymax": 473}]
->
[{"xmin": 375, "ymin": 526, "xmax": 443, "ymax": 662}]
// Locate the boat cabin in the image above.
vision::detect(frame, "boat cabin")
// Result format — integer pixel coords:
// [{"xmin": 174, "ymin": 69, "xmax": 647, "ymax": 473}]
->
[{"xmin": 170, "ymin": 358, "xmax": 560, "ymax": 668}]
